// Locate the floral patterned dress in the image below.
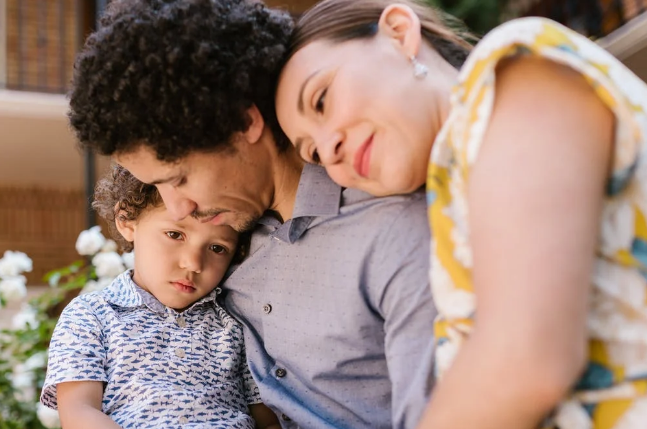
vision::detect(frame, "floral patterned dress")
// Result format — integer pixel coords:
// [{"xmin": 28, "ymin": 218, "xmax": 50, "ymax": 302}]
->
[{"xmin": 427, "ymin": 17, "xmax": 647, "ymax": 429}]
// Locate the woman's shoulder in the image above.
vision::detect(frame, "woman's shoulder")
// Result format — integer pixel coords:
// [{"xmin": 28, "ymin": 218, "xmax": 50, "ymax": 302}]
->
[{"xmin": 456, "ymin": 17, "xmax": 636, "ymax": 100}]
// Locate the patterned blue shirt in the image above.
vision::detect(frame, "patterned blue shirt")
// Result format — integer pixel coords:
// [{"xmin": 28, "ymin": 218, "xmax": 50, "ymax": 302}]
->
[{"xmin": 42, "ymin": 271, "xmax": 260, "ymax": 429}]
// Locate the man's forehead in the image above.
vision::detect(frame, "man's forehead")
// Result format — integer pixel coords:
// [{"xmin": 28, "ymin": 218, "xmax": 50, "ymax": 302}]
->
[{"xmin": 113, "ymin": 147, "xmax": 181, "ymax": 184}]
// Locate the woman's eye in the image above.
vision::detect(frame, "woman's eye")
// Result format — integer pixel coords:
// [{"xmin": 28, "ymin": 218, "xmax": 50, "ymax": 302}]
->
[
  {"xmin": 315, "ymin": 88, "xmax": 327, "ymax": 113},
  {"xmin": 210, "ymin": 244, "xmax": 227, "ymax": 254},
  {"xmin": 174, "ymin": 176, "xmax": 186, "ymax": 187},
  {"xmin": 166, "ymin": 231, "xmax": 182, "ymax": 240}
]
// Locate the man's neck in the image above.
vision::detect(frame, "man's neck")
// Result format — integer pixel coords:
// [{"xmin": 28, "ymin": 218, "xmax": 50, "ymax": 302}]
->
[{"xmin": 269, "ymin": 147, "xmax": 304, "ymax": 223}]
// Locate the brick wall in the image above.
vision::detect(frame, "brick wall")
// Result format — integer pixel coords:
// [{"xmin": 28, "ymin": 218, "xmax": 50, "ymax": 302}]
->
[{"xmin": 0, "ymin": 187, "xmax": 87, "ymax": 285}]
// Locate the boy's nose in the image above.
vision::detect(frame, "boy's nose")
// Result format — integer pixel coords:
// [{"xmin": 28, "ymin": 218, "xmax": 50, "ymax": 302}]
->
[{"xmin": 180, "ymin": 248, "xmax": 203, "ymax": 274}]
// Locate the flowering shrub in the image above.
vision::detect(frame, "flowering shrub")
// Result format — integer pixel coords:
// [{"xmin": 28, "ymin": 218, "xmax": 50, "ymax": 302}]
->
[{"xmin": 0, "ymin": 227, "xmax": 133, "ymax": 429}]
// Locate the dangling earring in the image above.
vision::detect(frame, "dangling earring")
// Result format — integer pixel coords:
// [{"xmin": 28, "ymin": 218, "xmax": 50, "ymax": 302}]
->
[{"xmin": 410, "ymin": 55, "xmax": 428, "ymax": 79}]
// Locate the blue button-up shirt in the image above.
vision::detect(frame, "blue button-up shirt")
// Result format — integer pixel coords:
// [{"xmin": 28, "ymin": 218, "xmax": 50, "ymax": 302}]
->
[
  {"xmin": 42, "ymin": 271, "xmax": 260, "ymax": 429},
  {"xmin": 223, "ymin": 165, "xmax": 436, "ymax": 429}
]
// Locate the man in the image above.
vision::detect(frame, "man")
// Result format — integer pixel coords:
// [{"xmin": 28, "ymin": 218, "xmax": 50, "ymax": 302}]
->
[{"xmin": 69, "ymin": 1, "xmax": 435, "ymax": 428}]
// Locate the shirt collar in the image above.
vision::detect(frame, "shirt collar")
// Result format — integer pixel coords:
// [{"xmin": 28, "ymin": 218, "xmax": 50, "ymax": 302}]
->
[
  {"xmin": 102, "ymin": 270, "xmax": 219, "ymax": 314},
  {"xmin": 291, "ymin": 164, "xmax": 343, "ymax": 218},
  {"xmin": 257, "ymin": 164, "xmax": 342, "ymax": 244}
]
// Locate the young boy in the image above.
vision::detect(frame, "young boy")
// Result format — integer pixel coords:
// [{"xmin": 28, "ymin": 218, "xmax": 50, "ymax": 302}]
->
[{"xmin": 41, "ymin": 165, "xmax": 279, "ymax": 429}]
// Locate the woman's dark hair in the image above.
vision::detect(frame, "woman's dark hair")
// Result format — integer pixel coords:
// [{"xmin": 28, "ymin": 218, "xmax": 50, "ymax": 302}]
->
[
  {"xmin": 70, "ymin": 0, "xmax": 294, "ymax": 162},
  {"xmin": 288, "ymin": 0, "xmax": 474, "ymax": 69}
]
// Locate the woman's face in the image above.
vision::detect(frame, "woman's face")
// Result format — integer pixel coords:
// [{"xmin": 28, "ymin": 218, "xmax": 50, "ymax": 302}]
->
[{"xmin": 276, "ymin": 31, "xmax": 453, "ymax": 196}]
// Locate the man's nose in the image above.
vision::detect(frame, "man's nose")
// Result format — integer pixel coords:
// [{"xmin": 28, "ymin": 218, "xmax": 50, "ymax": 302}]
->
[
  {"xmin": 314, "ymin": 130, "xmax": 344, "ymax": 165},
  {"xmin": 157, "ymin": 187, "xmax": 196, "ymax": 221}
]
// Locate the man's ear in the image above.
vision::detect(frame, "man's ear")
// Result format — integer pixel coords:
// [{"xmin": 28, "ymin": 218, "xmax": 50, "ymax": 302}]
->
[
  {"xmin": 377, "ymin": 3, "xmax": 423, "ymax": 58},
  {"xmin": 242, "ymin": 104, "xmax": 265, "ymax": 144},
  {"xmin": 115, "ymin": 210, "xmax": 136, "ymax": 244}
]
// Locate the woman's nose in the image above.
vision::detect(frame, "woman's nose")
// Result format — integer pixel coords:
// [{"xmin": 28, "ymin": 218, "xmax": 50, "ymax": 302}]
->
[{"xmin": 315, "ymin": 130, "xmax": 344, "ymax": 165}]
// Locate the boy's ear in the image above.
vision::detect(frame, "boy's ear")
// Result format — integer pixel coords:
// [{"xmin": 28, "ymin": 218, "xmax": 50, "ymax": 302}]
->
[{"xmin": 115, "ymin": 210, "xmax": 136, "ymax": 243}]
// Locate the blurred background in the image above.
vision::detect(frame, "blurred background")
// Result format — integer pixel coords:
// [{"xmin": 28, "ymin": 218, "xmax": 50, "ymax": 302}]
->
[{"xmin": 1, "ymin": 0, "xmax": 647, "ymax": 291}]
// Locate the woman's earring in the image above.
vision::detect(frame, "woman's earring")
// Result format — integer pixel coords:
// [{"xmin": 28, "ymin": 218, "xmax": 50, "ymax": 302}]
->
[{"xmin": 410, "ymin": 55, "xmax": 428, "ymax": 79}]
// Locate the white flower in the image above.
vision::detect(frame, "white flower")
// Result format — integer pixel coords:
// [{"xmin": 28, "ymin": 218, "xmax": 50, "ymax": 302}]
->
[
  {"xmin": 48, "ymin": 272, "xmax": 61, "ymax": 288},
  {"xmin": 0, "ymin": 250, "xmax": 33, "ymax": 277},
  {"xmin": 0, "ymin": 276, "xmax": 27, "ymax": 303},
  {"xmin": 80, "ymin": 277, "xmax": 112, "ymax": 295},
  {"xmin": 101, "ymin": 239, "xmax": 118, "ymax": 253},
  {"xmin": 11, "ymin": 304, "xmax": 39, "ymax": 330},
  {"xmin": 37, "ymin": 403, "xmax": 61, "ymax": 429},
  {"xmin": 24, "ymin": 351, "xmax": 47, "ymax": 371},
  {"xmin": 121, "ymin": 251, "xmax": 135, "ymax": 270},
  {"xmin": 75, "ymin": 226, "xmax": 106, "ymax": 256},
  {"xmin": 11, "ymin": 367, "xmax": 35, "ymax": 402},
  {"xmin": 92, "ymin": 252, "xmax": 125, "ymax": 279}
]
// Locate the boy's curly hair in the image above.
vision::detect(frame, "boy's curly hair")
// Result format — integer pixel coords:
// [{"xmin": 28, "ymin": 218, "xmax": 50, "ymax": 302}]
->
[
  {"xmin": 93, "ymin": 164, "xmax": 163, "ymax": 252},
  {"xmin": 70, "ymin": 0, "xmax": 293, "ymax": 161},
  {"xmin": 93, "ymin": 164, "xmax": 250, "ymax": 261}
]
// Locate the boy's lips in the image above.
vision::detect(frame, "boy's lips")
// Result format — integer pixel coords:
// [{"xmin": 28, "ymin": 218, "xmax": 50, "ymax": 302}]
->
[
  {"xmin": 171, "ymin": 280, "xmax": 196, "ymax": 293},
  {"xmin": 353, "ymin": 134, "xmax": 374, "ymax": 178}
]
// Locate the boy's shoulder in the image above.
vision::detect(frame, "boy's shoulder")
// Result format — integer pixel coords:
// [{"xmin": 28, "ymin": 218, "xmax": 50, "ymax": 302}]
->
[{"xmin": 62, "ymin": 274, "xmax": 130, "ymax": 315}]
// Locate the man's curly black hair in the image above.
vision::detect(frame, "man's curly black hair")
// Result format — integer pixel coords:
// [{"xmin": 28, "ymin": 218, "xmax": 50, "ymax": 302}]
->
[{"xmin": 70, "ymin": 0, "xmax": 294, "ymax": 161}]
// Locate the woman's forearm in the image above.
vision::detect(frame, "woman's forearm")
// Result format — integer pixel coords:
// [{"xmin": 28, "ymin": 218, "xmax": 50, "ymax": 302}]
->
[{"xmin": 416, "ymin": 329, "xmax": 584, "ymax": 429}]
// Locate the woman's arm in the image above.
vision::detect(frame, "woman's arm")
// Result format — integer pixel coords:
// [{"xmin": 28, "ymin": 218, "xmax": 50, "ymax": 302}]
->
[
  {"xmin": 417, "ymin": 56, "xmax": 614, "ymax": 429},
  {"xmin": 249, "ymin": 403, "xmax": 281, "ymax": 429},
  {"xmin": 57, "ymin": 381, "xmax": 122, "ymax": 429}
]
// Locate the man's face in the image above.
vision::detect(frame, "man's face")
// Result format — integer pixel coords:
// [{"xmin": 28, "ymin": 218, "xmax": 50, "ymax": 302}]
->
[{"xmin": 115, "ymin": 144, "xmax": 272, "ymax": 232}]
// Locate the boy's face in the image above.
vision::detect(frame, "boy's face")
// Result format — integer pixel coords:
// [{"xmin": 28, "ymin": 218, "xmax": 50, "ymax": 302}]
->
[{"xmin": 120, "ymin": 204, "xmax": 239, "ymax": 311}]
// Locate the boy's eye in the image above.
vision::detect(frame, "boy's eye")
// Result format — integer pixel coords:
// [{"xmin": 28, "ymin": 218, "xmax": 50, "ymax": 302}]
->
[
  {"xmin": 210, "ymin": 244, "xmax": 227, "ymax": 254},
  {"xmin": 166, "ymin": 231, "xmax": 182, "ymax": 240}
]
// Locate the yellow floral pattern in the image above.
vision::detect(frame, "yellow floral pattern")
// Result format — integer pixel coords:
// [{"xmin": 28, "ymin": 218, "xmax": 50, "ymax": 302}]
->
[{"xmin": 427, "ymin": 17, "xmax": 647, "ymax": 429}]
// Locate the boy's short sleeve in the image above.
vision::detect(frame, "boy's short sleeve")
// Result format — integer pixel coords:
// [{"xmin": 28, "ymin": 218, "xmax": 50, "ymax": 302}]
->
[{"xmin": 41, "ymin": 297, "xmax": 107, "ymax": 409}]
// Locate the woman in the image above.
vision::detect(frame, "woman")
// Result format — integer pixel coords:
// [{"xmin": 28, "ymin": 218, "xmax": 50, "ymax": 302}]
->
[{"xmin": 275, "ymin": 0, "xmax": 647, "ymax": 428}]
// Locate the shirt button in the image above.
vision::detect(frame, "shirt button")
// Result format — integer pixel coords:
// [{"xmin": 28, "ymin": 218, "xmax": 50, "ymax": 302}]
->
[
  {"xmin": 263, "ymin": 304, "xmax": 272, "ymax": 314},
  {"xmin": 175, "ymin": 348, "xmax": 186, "ymax": 358},
  {"xmin": 281, "ymin": 413, "xmax": 292, "ymax": 421},
  {"xmin": 275, "ymin": 368, "xmax": 287, "ymax": 378},
  {"xmin": 178, "ymin": 416, "xmax": 188, "ymax": 425},
  {"xmin": 177, "ymin": 317, "xmax": 187, "ymax": 328}
]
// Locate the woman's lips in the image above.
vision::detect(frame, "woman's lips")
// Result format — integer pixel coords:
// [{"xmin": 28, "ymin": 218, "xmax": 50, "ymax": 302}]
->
[{"xmin": 353, "ymin": 135, "xmax": 374, "ymax": 178}]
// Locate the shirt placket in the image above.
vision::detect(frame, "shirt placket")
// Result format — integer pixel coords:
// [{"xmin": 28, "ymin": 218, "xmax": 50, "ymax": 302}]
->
[{"xmin": 166, "ymin": 307, "xmax": 194, "ymax": 425}]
